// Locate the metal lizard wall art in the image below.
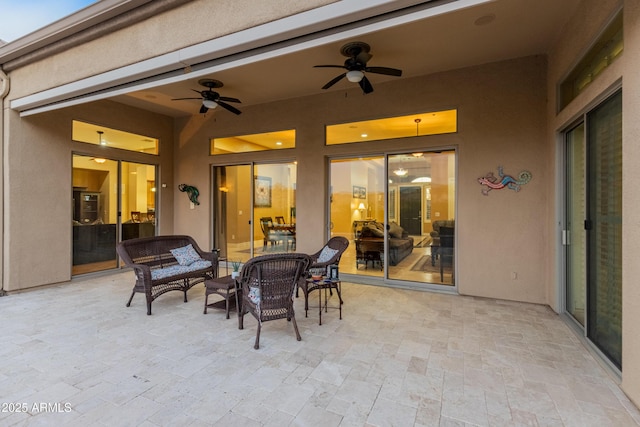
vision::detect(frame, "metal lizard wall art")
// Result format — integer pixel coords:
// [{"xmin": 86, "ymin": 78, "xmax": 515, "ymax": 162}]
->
[
  {"xmin": 178, "ymin": 184, "xmax": 200, "ymax": 205},
  {"xmin": 477, "ymin": 166, "xmax": 532, "ymax": 196}
]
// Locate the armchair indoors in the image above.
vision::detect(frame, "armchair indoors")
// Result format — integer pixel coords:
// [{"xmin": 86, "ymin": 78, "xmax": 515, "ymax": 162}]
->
[
  {"xmin": 238, "ymin": 253, "xmax": 312, "ymax": 349},
  {"xmin": 438, "ymin": 226, "xmax": 455, "ymax": 282},
  {"xmin": 430, "ymin": 219, "xmax": 455, "ymax": 266},
  {"xmin": 259, "ymin": 217, "xmax": 279, "ymax": 251}
]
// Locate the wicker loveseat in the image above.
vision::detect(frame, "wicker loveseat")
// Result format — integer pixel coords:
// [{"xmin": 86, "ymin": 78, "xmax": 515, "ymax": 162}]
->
[{"xmin": 117, "ymin": 235, "xmax": 217, "ymax": 315}]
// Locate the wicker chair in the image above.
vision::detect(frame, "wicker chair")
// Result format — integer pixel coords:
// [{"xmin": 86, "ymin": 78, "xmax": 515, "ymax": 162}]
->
[
  {"xmin": 297, "ymin": 236, "xmax": 349, "ymax": 310},
  {"xmin": 238, "ymin": 253, "xmax": 312, "ymax": 349}
]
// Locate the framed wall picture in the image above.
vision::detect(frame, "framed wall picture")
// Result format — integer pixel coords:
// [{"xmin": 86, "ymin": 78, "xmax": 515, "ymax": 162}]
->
[
  {"xmin": 254, "ymin": 176, "xmax": 272, "ymax": 207},
  {"xmin": 353, "ymin": 185, "xmax": 366, "ymax": 199}
]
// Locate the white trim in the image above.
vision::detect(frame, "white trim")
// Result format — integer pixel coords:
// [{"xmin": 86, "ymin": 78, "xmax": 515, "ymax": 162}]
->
[
  {"xmin": 0, "ymin": 0, "xmax": 152, "ymax": 63},
  {"xmin": 13, "ymin": 0, "xmax": 491, "ymax": 116}
]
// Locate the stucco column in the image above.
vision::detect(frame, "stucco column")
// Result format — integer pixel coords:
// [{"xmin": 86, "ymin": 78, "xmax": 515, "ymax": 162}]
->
[{"xmin": 0, "ymin": 67, "xmax": 9, "ymax": 295}]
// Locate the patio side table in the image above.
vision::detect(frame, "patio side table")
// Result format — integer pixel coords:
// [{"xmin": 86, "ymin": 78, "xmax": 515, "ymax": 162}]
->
[
  {"xmin": 304, "ymin": 277, "xmax": 343, "ymax": 325},
  {"xmin": 204, "ymin": 275, "xmax": 238, "ymax": 319}
]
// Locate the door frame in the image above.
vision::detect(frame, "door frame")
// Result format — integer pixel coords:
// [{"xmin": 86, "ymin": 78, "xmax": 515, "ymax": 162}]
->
[
  {"xmin": 327, "ymin": 147, "xmax": 458, "ymax": 291},
  {"xmin": 559, "ymin": 84, "xmax": 623, "ymax": 375},
  {"xmin": 71, "ymin": 153, "xmax": 158, "ymax": 275}
]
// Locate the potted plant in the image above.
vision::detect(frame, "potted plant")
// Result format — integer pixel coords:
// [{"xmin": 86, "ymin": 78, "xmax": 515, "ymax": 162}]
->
[{"xmin": 231, "ymin": 260, "xmax": 241, "ymax": 279}]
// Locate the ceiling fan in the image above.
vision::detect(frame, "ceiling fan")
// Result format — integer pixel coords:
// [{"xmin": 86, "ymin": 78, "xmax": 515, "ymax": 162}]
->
[
  {"xmin": 172, "ymin": 79, "xmax": 242, "ymax": 115},
  {"xmin": 314, "ymin": 41, "xmax": 402, "ymax": 94}
]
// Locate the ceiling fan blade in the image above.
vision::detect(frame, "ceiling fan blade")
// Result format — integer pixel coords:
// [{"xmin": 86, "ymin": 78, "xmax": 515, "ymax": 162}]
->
[
  {"xmin": 359, "ymin": 76, "xmax": 374, "ymax": 94},
  {"xmin": 199, "ymin": 105, "xmax": 208, "ymax": 114},
  {"xmin": 364, "ymin": 66, "xmax": 403, "ymax": 76},
  {"xmin": 322, "ymin": 73, "xmax": 347, "ymax": 90},
  {"xmin": 219, "ymin": 96, "xmax": 241, "ymax": 103},
  {"xmin": 217, "ymin": 101, "xmax": 242, "ymax": 115},
  {"xmin": 314, "ymin": 65, "xmax": 347, "ymax": 69},
  {"xmin": 171, "ymin": 97, "xmax": 201, "ymax": 101}
]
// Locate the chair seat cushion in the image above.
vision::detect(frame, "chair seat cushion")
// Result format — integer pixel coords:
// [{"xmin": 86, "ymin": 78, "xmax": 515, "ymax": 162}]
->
[{"xmin": 151, "ymin": 260, "xmax": 212, "ymax": 280}]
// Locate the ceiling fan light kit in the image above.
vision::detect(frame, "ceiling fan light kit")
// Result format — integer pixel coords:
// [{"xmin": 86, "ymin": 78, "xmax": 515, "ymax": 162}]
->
[
  {"xmin": 346, "ymin": 70, "xmax": 364, "ymax": 82},
  {"xmin": 314, "ymin": 41, "xmax": 402, "ymax": 94},
  {"xmin": 202, "ymin": 99, "xmax": 218, "ymax": 109},
  {"xmin": 171, "ymin": 78, "xmax": 242, "ymax": 115}
]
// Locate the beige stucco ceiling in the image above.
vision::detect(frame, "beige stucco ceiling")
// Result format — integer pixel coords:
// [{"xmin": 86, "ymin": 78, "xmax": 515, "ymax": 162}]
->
[{"xmin": 112, "ymin": 0, "xmax": 582, "ymax": 118}]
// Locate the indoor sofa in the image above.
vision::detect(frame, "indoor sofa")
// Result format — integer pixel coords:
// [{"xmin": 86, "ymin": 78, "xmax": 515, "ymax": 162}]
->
[{"xmin": 353, "ymin": 221, "xmax": 414, "ymax": 268}]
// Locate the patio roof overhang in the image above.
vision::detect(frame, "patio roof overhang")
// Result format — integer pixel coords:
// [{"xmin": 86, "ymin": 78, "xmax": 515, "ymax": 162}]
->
[{"xmin": 5, "ymin": 0, "xmax": 580, "ymax": 119}]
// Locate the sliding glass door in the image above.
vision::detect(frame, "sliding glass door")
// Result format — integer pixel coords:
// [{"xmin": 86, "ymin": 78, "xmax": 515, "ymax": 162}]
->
[
  {"xmin": 72, "ymin": 155, "xmax": 156, "ymax": 275},
  {"xmin": 329, "ymin": 150, "xmax": 456, "ymax": 286},
  {"xmin": 587, "ymin": 90, "xmax": 622, "ymax": 368},
  {"xmin": 387, "ymin": 151, "xmax": 455, "ymax": 285},
  {"xmin": 121, "ymin": 161, "xmax": 157, "ymax": 241},
  {"xmin": 330, "ymin": 157, "xmax": 384, "ymax": 277},
  {"xmin": 72, "ymin": 156, "xmax": 118, "ymax": 275},
  {"xmin": 564, "ymin": 89, "xmax": 622, "ymax": 369},
  {"xmin": 213, "ymin": 162, "xmax": 297, "ymax": 268},
  {"xmin": 565, "ymin": 123, "xmax": 587, "ymax": 326}
]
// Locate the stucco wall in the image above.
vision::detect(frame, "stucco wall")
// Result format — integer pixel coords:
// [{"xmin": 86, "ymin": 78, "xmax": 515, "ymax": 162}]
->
[
  {"xmin": 545, "ymin": 0, "xmax": 640, "ymax": 408},
  {"xmin": 622, "ymin": 0, "xmax": 640, "ymax": 409},
  {"xmin": 173, "ymin": 54, "xmax": 549, "ymax": 305},
  {"xmin": 4, "ymin": 0, "xmax": 336, "ymax": 99},
  {"xmin": 3, "ymin": 100, "xmax": 174, "ymax": 291}
]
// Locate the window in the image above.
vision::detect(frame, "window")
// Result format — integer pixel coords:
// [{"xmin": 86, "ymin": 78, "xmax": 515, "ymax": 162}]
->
[
  {"xmin": 72, "ymin": 120, "xmax": 159, "ymax": 154},
  {"xmin": 559, "ymin": 11, "xmax": 623, "ymax": 111},
  {"xmin": 326, "ymin": 109, "xmax": 457, "ymax": 145},
  {"xmin": 210, "ymin": 129, "xmax": 295, "ymax": 155}
]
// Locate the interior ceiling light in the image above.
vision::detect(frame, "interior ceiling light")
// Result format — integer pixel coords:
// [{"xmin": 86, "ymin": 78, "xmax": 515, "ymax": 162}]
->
[
  {"xmin": 361, "ymin": 133, "xmax": 368, "ymax": 138},
  {"xmin": 411, "ymin": 152, "xmax": 423, "ymax": 157},
  {"xmin": 93, "ymin": 158, "xmax": 106, "ymax": 164},
  {"xmin": 393, "ymin": 168, "xmax": 408, "ymax": 177},
  {"xmin": 346, "ymin": 70, "xmax": 364, "ymax": 82},
  {"xmin": 202, "ymin": 99, "xmax": 218, "ymax": 109},
  {"xmin": 97, "ymin": 130, "xmax": 106, "ymax": 145},
  {"xmin": 276, "ymin": 141, "xmax": 282, "ymax": 145},
  {"xmin": 411, "ymin": 177, "xmax": 432, "ymax": 183}
]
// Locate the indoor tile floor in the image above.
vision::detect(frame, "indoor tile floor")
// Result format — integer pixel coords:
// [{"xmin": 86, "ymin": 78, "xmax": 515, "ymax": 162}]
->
[{"xmin": 1, "ymin": 271, "xmax": 639, "ymax": 426}]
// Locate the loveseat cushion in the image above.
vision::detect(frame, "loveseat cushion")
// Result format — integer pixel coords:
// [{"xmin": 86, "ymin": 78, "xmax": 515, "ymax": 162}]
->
[
  {"xmin": 362, "ymin": 225, "xmax": 384, "ymax": 237},
  {"xmin": 389, "ymin": 222, "xmax": 404, "ymax": 238},
  {"xmin": 170, "ymin": 244, "xmax": 202, "ymax": 266},
  {"xmin": 151, "ymin": 259, "xmax": 212, "ymax": 280}
]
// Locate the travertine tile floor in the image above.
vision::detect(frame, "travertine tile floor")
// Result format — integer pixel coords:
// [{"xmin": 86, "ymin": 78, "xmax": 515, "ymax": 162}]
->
[{"xmin": 1, "ymin": 271, "xmax": 639, "ymax": 426}]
